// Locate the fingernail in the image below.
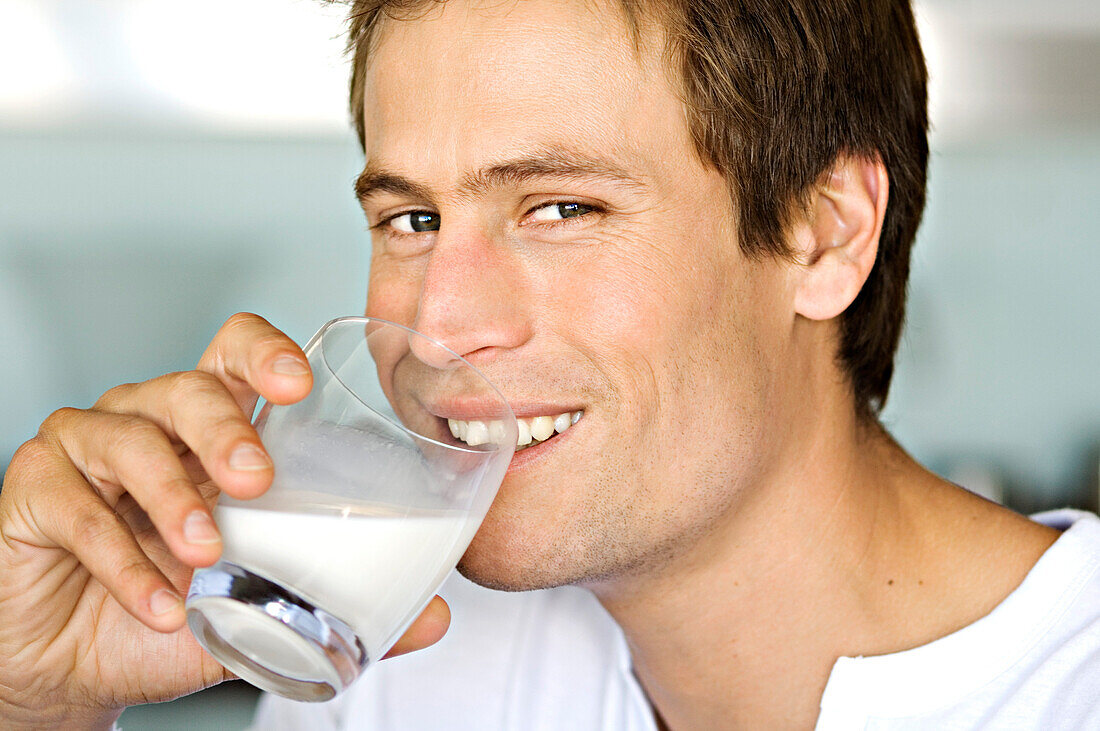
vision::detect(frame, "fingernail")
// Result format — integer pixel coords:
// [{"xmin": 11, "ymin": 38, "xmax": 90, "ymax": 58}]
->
[
  {"xmin": 272, "ymin": 355, "xmax": 309, "ymax": 376},
  {"xmin": 150, "ymin": 588, "xmax": 182, "ymax": 616},
  {"xmin": 229, "ymin": 443, "xmax": 271, "ymax": 471},
  {"xmin": 183, "ymin": 510, "xmax": 221, "ymax": 545}
]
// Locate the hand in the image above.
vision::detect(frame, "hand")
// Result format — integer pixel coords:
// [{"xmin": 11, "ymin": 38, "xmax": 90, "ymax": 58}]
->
[{"xmin": 0, "ymin": 313, "xmax": 450, "ymax": 730}]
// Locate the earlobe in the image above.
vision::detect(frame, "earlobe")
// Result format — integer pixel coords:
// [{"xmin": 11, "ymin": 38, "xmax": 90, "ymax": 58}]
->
[{"xmin": 793, "ymin": 154, "xmax": 889, "ymax": 321}]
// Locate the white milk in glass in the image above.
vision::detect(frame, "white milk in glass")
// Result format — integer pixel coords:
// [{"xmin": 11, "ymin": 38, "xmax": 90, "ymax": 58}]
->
[
  {"xmin": 210, "ymin": 416, "xmax": 483, "ymax": 662},
  {"xmin": 214, "ymin": 500, "xmax": 471, "ymax": 661}
]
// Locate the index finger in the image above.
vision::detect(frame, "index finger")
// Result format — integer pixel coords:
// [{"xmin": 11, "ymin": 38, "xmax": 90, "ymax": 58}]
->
[{"xmin": 197, "ymin": 313, "xmax": 313, "ymax": 414}]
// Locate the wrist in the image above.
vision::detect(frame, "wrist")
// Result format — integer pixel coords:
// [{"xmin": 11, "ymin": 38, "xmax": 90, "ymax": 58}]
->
[{"xmin": 0, "ymin": 695, "xmax": 122, "ymax": 731}]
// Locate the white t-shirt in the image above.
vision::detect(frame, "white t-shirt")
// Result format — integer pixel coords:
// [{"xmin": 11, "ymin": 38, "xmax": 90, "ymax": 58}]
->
[{"xmin": 253, "ymin": 510, "xmax": 1100, "ymax": 730}]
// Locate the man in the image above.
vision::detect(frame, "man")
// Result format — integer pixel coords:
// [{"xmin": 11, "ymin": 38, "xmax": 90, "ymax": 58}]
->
[{"xmin": 2, "ymin": 0, "xmax": 1099, "ymax": 728}]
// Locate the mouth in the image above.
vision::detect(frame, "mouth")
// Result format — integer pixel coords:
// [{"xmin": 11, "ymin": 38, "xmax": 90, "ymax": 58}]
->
[{"xmin": 447, "ymin": 410, "xmax": 583, "ymax": 452}]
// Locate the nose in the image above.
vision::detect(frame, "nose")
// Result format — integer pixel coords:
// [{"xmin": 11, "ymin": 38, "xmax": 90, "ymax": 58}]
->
[{"xmin": 410, "ymin": 223, "xmax": 532, "ymax": 369}]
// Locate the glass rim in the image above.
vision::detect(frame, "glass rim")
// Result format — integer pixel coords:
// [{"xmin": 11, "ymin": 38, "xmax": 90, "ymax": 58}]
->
[{"xmin": 310, "ymin": 316, "xmax": 516, "ymax": 456}]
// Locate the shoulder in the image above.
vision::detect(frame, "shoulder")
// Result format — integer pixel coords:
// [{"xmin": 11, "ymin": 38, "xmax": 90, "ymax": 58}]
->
[
  {"xmin": 960, "ymin": 510, "xmax": 1100, "ymax": 727},
  {"xmin": 1021, "ymin": 510, "xmax": 1100, "ymax": 666},
  {"xmin": 820, "ymin": 510, "xmax": 1100, "ymax": 729}
]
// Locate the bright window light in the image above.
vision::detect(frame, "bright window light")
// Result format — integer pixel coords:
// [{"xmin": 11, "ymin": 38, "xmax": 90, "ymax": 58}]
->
[
  {"xmin": 0, "ymin": 0, "xmax": 75, "ymax": 119},
  {"xmin": 122, "ymin": 0, "xmax": 351, "ymax": 133}
]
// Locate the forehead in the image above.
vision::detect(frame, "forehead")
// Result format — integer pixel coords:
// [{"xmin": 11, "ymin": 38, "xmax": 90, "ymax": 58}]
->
[{"xmin": 359, "ymin": 0, "xmax": 683, "ymax": 177}]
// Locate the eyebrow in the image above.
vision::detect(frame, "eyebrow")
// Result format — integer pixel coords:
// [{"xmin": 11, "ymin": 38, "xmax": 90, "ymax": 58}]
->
[{"xmin": 354, "ymin": 146, "xmax": 649, "ymax": 205}]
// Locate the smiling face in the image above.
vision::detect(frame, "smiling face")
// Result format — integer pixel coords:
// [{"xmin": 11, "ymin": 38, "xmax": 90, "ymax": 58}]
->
[{"xmin": 358, "ymin": 0, "xmax": 801, "ymax": 590}]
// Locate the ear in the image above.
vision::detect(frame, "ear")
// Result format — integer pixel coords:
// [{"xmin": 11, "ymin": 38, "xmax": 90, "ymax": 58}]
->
[{"xmin": 792, "ymin": 154, "xmax": 889, "ymax": 321}]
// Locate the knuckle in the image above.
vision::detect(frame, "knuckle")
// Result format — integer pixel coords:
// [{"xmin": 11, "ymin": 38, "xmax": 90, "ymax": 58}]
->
[
  {"xmin": 106, "ymin": 415, "xmax": 167, "ymax": 458},
  {"xmin": 204, "ymin": 410, "xmax": 253, "ymax": 441},
  {"xmin": 166, "ymin": 370, "xmax": 222, "ymax": 406},
  {"xmin": 112, "ymin": 553, "xmax": 154, "ymax": 587},
  {"xmin": 39, "ymin": 406, "xmax": 82, "ymax": 435},
  {"xmin": 93, "ymin": 382, "xmax": 137, "ymax": 412},
  {"xmin": 222, "ymin": 311, "xmax": 264, "ymax": 333},
  {"xmin": 11, "ymin": 435, "xmax": 51, "ymax": 466},
  {"xmin": 253, "ymin": 333, "xmax": 298, "ymax": 359},
  {"xmin": 202, "ymin": 313, "xmax": 273, "ymax": 375},
  {"xmin": 161, "ymin": 474, "xmax": 199, "ymax": 501},
  {"xmin": 71, "ymin": 507, "xmax": 126, "ymax": 550},
  {"xmin": 4, "ymin": 438, "xmax": 55, "ymax": 486}
]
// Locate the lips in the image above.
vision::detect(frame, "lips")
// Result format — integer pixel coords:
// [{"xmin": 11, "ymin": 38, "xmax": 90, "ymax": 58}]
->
[{"xmin": 448, "ymin": 410, "xmax": 583, "ymax": 451}]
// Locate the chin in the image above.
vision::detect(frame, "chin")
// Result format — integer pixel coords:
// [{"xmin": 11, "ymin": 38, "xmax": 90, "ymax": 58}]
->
[
  {"xmin": 454, "ymin": 512, "xmax": 590, "ymax": 592},
  {"xmin": 454, "ymin": 560, "xmax": 548, "ymax": 593},
  {"xmin": 455, "ymin": 532, "xmax": 562, "ymax": 592}
]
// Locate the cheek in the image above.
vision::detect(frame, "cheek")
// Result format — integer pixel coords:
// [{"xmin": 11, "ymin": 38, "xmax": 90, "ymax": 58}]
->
[
  {"xmin": 542, "ymin": 236, "xmax": 732, "ymax": 437},
  {"xmin": 366, "ymin": 257, "xmax": 423, "ymax": 325},
  {"xmin": 554, "ymin": 231, "xmax": 780, "ymax": 465},
  {"xmin": 552, "ymin": 233, "xmax": 735, "ymax": 378}
]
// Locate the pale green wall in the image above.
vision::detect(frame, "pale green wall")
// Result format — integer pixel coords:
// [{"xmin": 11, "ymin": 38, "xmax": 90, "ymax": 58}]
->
[
  {"xmin": 3, "ymin": 129, "xmax": 1098, "ymax": 508},
  {"xmin": 884, "ymin": 135, "xmax": 1100, "ymax": 509},
  {"xmin": 2, "ymin": 123, "xmax": 1099, "ymax": 730},
  {"xmin": 1, "ymin": 128, "xmax": 370, "ymax": 465}
]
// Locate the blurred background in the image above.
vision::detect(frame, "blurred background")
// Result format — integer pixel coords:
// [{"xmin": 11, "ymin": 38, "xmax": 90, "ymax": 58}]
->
[{"xmin": 0, "ymin": 0, "xmax": 1098, "ymax": 727}]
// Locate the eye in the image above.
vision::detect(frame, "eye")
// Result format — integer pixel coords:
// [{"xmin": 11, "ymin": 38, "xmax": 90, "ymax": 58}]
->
[
  {"xmin": 388, "ymin": 211, "xmax": 440, "ymax": 233},
  {"xmin": 528, "ymin": 201, "xmax": 597, "ymax": 223}
]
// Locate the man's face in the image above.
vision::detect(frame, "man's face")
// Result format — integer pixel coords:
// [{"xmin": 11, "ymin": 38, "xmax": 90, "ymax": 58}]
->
[{"xmin": 359, "ymin": 0, "xmax": 797, "ymax": 590}]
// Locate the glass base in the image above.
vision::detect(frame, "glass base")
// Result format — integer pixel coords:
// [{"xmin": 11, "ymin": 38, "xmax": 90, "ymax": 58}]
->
[{"xmin": 186, "ymin": 560, "xmax": 367, "ymax": 702}]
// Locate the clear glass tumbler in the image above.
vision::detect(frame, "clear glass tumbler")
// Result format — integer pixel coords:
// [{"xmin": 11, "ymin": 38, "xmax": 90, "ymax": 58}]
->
[{"xmin": 186, "ymin": 317, "xmax": 516, "ymax": 701}]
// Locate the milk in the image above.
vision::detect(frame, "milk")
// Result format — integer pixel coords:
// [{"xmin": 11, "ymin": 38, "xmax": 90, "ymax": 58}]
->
[
  {"xmin": 213, "ymin": 501, "xmax": 474, "ymax": 660},
  {"xmin": 197, "ymin": 414, "xmax": 500, "ymax": 676}
]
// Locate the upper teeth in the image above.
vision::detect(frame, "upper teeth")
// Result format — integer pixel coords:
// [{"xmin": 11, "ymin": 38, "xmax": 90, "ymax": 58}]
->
[{"xmin": 448, "ymin": 411, "xmax": 582, "ymax": 450}]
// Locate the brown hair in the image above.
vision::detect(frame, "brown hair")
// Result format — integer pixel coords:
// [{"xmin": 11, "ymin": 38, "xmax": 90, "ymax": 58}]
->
[{"xmin": 338, "ymin": 0, "xmax": 928, "ymax": 416}]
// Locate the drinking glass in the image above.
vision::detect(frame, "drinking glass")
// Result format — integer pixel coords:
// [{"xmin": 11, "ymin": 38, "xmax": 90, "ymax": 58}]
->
[{"xmin": 185, "ymin": 317, "xmax": 516, "ymax": 701}]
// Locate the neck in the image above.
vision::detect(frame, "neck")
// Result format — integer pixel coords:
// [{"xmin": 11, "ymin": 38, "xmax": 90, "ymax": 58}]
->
[{"xmin": 587, "ymin": 399, "xmax": 1057, "ymax": 729}]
